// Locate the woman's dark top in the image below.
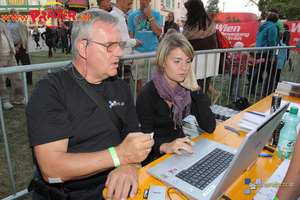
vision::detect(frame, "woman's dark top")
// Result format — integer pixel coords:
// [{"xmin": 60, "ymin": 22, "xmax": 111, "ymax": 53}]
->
[
  {"xmin": 136, "ymin": 81, "xmax": 216, "ymax": 164},
  {"xmin": 163, "ymin": 21, "xmax": 180, "ymax": 35}
]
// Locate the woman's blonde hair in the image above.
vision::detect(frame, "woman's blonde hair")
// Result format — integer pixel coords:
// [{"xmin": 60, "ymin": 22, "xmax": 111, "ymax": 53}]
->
[{"xmin": 156, "ymin": 33, "xmax": 194, "ymax": 74}]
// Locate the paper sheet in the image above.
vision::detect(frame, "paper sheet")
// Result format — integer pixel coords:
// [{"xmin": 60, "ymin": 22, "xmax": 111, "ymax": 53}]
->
[{"xmin": 253, "ymin": 159, "xmax": 291, "ymax": 200}]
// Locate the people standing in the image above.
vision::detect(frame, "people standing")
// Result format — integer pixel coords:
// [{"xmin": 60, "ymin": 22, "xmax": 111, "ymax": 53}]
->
[
  {"xmin": 283, "ymin": 24, "xmax": 293, "ymax": 71},
  {"xmin": 0, "ymin": 19, "xmax": 26, "ymax": 109},
  {"xmin": 250, "ymin": 12, "xmax": 280, "ymax": 97},
  {"xmin": 39, "ymin": 25, "xmax": 45, "ymax": 47},
  {"xmin": 110, "ymin": 0, "xmax": 143, "ymax": 84},
  {"xmin": 182, "ymin": 0, "xmax": 217, "ymax": 97},
  {"xmin": 41, "ymin": 27, "xmax": 54, "ymax": 58},
  {"xmin": 97, "ymin": 0, "xmax": 112, "ymax": 11},
  {"xmin": 7, "ymin": 8, "xmax": 32, "ymax": 86},
  {"xmin": 163, "ymin": 12, "xmax": 179, "ymax": 36},
  {"xmin": 66, "ymin": 24, "xmax": 72, "ymax": 54},
  {"xmin": 33, "ymin": 27, "xmax": 41, "ymax": 50},
  {"xmin": 26, "ymin": 9, "xmax": 154, "ymax": 200},
  {"xmin": 128, "ymin": 0, "xmax": 162, "ymax": 93},
  {"xmin": 60, "ymin": 24, "xmax": 68, "ymax": 53}
]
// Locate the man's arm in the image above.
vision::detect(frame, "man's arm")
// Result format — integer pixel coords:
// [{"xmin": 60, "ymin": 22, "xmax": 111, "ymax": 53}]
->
[
  {"xmin": 35, "ymin": 133, "xmax": 154, "ymax": 182},
  {"xmin": 143, "ymin": 7, "xmax": 162, "ymax": 37}
]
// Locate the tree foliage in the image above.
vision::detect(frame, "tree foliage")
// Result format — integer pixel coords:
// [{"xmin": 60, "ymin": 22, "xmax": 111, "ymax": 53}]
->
[
  {"xmin": 258, "ymin": 0, "xmax": 300, "ymax": 21},
  {"xmin": 205, "ymin": 0, "xmax": 221, "ymax": 20}
]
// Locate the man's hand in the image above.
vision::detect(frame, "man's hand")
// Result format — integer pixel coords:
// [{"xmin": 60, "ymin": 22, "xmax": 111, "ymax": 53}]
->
[
  {"xmin": 180, "ymin": 67, "xmax": 199, "ymax": 91},
  {"xmin": 143, "ymin": 5, "xmax": 152, "ymax": 19},
  {"xmin": 160, "ymin": 136, "xmax": 195, "ymax": 155},
  {"xmin": 15, "ymin": 46, "xmax": 20, "ymax": 53},
  {"xmin": 115, "ymin": 132, "xmax": 154, "ymax": 165},
  {"xmin": 135, "ymin": 39, "xmax": 143, "ymax": 47},
  {"xmin": 105, "ymin": 164, "xmax": 139, "ymax": 200}
]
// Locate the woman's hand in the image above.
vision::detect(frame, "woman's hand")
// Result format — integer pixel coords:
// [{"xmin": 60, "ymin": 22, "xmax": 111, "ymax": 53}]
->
[
  {"xmin": 180, "ymin": 67, "xmax": 199, "ymax": 91},
  {"xmin": 159, "ymin": 136, "xmax": 195, "ymax": 155}
]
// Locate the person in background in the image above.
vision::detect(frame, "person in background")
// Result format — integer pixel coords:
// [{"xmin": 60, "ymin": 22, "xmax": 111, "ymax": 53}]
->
[
  {"xmin": 0, "ymin": 18, "xmax": 26, "ymax": 109},
  {"xmin": 246, "ymin": 43, "xmax": 256, "ymax": 87},
  {"xmin": 227, "ymin": 42, "xmax": 265, "ymax": 99},
  {"xmin": 60, "ymin": 24, "xmax": 68, "ymax": 53},
  {"xmin": 269, "ymin": 8, "xmax": 283, "ymax": 41},
  {"xmin": 66, "ymin": 23, "xmax": 72, "ymax": 54},
  {"xmin": 39, "ymin": 25, "xmax": 46, "ymax": 47},
  {"xmin": 182, "ymin": 0, "xmax": 217, "ymax": 98},
  {"xmin": 52, "ymin": 28, "xmax": 59, "ymax": 52},
  {"xmin": 33, "ymin": 27, "xmax": 41, "ymax": 50},
  {"xmin": 177, "ymin": 19, "xmax": 183, "ymax": 33},
  {"xmin": 41, "ymin": 27, "xmax": 54, "ymax": 58},
  {"xmin": 26, "ymin": 9, "xmax": 154, "ymax": 200},
  {"xmin": 275, "ymin": 32, "xmax": 287, "ymax": 88},
  {"xmin": 7, "ymin": 8, "xmax": 32, "ymax": 86},
  {"xmin": 97, "ymin": 0, "xmax": 112, "ymax": 11},
  {"xmin": 136, "ymin": 33, "xmax": 216, "ymax": 165},
  {"xmin": 109, "ymin": 0, "xmax": 143, "ymax": 84},
  {"xmin": 250, "ymin": 12, "xmax": 280, "ymax": 97},
  {"xmin": 128, "ymin": 0, "xmax": 162, "ymax": 93},
  {"xmin": 163, "ymin": 12, "xmax": 179, "ymax": 36},
  {"xmin": 275, "ymin": 133, "xmax": 300, "ymax": 200},
  {"xmin": 283, "ymin": 24, "xmax": 293, "ymax": 71}
]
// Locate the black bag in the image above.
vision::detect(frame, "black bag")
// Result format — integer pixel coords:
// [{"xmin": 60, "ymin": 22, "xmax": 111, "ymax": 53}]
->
[
  {"xmin": 28, "ymin": 177, "xmax": 70, "ymax": 200},
  {"xmin": 226, "ymin": 97, "xmax": 252, "ymax": 111}
]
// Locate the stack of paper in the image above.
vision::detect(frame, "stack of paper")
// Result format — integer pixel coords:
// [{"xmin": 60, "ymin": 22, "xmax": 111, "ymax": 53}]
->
[
  {"xmin": 238, "ymin": 112, "xmax": 267, "ymax": 132},
  {"xmin": 275, "ymin": 81, "xmax": 300, "ymax": 97}
]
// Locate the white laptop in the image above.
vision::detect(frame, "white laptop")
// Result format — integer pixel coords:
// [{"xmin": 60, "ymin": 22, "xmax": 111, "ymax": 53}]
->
[{"xmin": 147, "ymin": 101, "xmax": 290, "ymax": 200}]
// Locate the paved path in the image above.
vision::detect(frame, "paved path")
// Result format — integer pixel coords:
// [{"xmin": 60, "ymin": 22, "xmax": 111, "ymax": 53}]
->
[{"xmin": 28, "ymin": 37, "xmax": 50, "ymax": 53}]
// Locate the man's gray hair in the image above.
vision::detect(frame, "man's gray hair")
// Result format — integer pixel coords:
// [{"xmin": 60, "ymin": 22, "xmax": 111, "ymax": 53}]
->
[
  {"xmin": 72, "ymin": 9, "xmax": 118, "ymax": 58},
  {"xmin": 9, "ymin": 8, "xmax": 19, "ymax": 14}
]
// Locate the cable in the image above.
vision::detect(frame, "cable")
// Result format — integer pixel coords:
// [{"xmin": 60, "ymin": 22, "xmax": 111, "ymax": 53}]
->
[{"xmin": 167, "ymin": 187, "xmax": 189, "ymax": 200}]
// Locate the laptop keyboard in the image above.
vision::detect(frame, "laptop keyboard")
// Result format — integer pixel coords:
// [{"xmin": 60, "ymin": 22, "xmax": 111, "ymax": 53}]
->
[{"xmin": 175, "ymin": 148, "xmax": 234, "ymax": 190}]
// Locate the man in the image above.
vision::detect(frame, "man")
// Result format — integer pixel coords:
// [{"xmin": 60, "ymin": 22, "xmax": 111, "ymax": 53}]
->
[
  {"xmin": 128, "ymin": 0, "xmax": 162, "ymax": 93},
  {"xmin": 60, "ymin": 24, "xmax": 68, "ymax": 53},
  {"xmin": 0, "ymin": 19, "xmax": 25, "ymax": 109},
  {"xmin": 7, "ymin": 8, "xmax": 32, "ymax": 86},
  {"xmin": 26, "ymin": 9, "xmax": 154, "ymax": 200},
  {"xmin": 97, "ymin": 0, "xmax": 112, "ymax": 12},
  {"xmin": 110, "ymin": 0, "xmax": 143, "ymax": 83}
]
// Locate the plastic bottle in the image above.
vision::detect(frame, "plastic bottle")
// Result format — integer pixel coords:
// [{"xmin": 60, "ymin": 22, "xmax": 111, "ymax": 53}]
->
[{"xmin": 276, "ymin": 107, "xmax": 300, "ymax": 159}]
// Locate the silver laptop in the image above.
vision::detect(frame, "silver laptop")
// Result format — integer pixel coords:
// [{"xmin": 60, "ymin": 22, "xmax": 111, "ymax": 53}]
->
[{"xmin": 147, "ymin": 101, "xmax": 290, "ymax": 200}]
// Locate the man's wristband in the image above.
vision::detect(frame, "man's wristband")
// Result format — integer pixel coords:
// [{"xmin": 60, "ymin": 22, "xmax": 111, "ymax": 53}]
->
[
  {"xmin": 17, "ymin": 45, "xmax": 21, "ymax": 48},
  {"xmin": 108, "ymin": 147, "xmax": 120, "ymax": 167},
  {"xmin": 192, "ymin": 87, "xmax": 201, "ymax": 92},
  {"xmin": 148, "ymin": 17, "xmax": 154, "ymax": 21}
]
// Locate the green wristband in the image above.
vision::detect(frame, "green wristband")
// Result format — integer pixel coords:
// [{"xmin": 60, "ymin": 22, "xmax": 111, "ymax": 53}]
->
[
  {"xmin": 148, "ymin": 17, "xmax": 154, "ymax": 21},
  {"xmin": 108, "ymin": 147, "xmax": 120, "ymax": 167},
  {"xmin": 273, "ymin": 196, "xmax": 279, "ymax": 200}
]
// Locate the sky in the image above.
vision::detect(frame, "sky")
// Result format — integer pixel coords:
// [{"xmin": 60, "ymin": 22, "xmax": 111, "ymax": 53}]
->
[{"xmin": 203, "ymin": 0, "xmax": 260, "ymax": 16}]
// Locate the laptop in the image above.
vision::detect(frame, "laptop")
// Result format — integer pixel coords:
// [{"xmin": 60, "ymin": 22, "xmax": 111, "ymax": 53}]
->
[{"xmin": 147, "ymin": 101, "xmax": 290, "ymax": 200}]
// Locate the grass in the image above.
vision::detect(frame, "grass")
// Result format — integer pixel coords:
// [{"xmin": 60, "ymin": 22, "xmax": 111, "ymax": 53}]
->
[{"xmin": 0, "ymin": 50, "xmax": 299, "ymax": 199}]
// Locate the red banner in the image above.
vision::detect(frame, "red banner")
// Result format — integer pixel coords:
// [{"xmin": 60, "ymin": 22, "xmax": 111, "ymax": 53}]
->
[{"xmin": 215, "ymin": 21, "xmax": 300, "ymax": 48}]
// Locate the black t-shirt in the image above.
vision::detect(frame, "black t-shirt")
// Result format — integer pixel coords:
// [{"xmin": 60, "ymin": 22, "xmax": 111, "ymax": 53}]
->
[
  {"xmin": 136, "ymin": 81, "xmax": 216, "ymax": 163},
  {"xmin": 26, "ymin": 64, "xmax": 140, "ymax": 189}
]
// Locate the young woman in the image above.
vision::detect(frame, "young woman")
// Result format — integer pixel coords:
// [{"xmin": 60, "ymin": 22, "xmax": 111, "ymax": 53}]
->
[
  {"xmin": 163, "ymin": 12, "xmax": 179, "ymax": 36},
  {"xmin": 136, "ymin": 33, "xmax": 216, "ymax": 165},
  {"xmin": 33, "ymin": 27, "xmax": 41, "ymax": 50}
]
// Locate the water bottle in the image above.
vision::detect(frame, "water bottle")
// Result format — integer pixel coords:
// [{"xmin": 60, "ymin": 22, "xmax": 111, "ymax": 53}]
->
[{"xmin": 276, "ymin": 107, "xmax": 300, "ymax": 159}]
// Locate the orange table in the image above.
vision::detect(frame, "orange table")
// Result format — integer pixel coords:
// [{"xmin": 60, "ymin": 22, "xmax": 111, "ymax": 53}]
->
[
  {"xmin": 105, "ymin": 94, "xmax": 300, "ymax": 199},
  {"xmin": 103, "ymin": 95, "xmax": 300, "ymax": 200}
]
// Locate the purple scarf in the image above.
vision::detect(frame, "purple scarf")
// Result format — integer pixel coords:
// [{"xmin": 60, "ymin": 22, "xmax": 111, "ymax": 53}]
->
[{"xmin": 151, "ymin": 71, "xmax": 192, "ymax": 129}]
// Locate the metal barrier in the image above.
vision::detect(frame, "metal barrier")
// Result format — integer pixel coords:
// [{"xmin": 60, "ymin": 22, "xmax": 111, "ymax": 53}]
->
[{"xmin": 1, "ymin": 46, "xmax": 299, "ymax": 199}]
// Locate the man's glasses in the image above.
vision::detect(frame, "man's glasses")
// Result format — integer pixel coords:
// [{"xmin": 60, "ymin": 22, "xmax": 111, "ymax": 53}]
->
[{"xmin": 83, "ymin": 39, "xmax": 126, "ymax": 52}]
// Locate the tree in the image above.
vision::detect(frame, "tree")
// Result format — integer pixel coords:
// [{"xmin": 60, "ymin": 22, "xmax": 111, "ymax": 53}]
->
[
  {"xmin": 225, "ymin": 14, "xmax": 242, "ymax": 23},
  {"xmin": 206, "ymin": 0, "xmax": 221, "ymax": 20},
  {"xmin": 258, "ymin": 0, "xmax": 300, "ymax": 21}
]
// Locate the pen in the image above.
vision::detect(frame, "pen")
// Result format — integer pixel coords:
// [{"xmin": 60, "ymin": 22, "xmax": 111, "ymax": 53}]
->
[
  {"xmin": 263, "ymin": 145, "xmax": 275, "ymax": 153},
  {"xmin": 224, "ymin": 126, "xmax": 240, "ymax": 136},
  {"xmin": 246, "ymin": 110, "xmax": 266, "ymax": 117},
  {"xmin": 259, "ymin": 154, "xmax": 274, "ymax": 157}
]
